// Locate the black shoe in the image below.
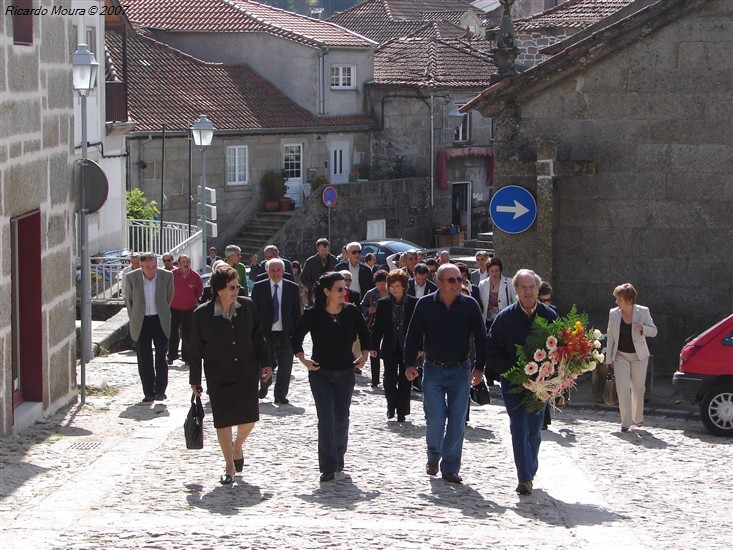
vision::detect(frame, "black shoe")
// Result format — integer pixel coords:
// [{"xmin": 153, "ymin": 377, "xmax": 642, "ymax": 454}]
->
[
  {"xmin": 220, "ymin": 474, "xmax": 234, "ymax": 485},
  {"xmin": 516, "ymin": 481, "xmax": 533, "ymax": 495},
  {"xmin": 142, "ymin": 395, "xmax": 155, "ymax": 403},
  {"xmin": 319, "ymin": 472, "xmax": 335, "ymax": 482},
  {"xmin": 154, "ymin": 393, "xmax": 167, "ymax": 401},
  {"xmin": 387, "ymin": 410, "xmax": 395, "ymax": 420},
  {"xmin": 397, "ymin": 414, "xmax": 406, "ymax": 422},
  {"xmin": 274, "ymin": 398, "xmax": 289, "ymax": 405},
  {"xmin": 234, "ymin": 458, "xmax": 244, "ymax": 473},
  {"xmin": 442, "ymin": 472, "xmax": 463, "ymax": 484},
  {"xmin": 167, "ymin": 357, "xmax": 176, "ymax": 366},
  {"xmin": 426, "ymin": 461, "xmax": 439, "ymax": 476}
]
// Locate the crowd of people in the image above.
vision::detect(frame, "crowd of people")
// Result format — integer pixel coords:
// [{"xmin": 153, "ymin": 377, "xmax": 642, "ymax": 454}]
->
[{"xmin": 122, "ymin": 239, "xmax": 655, "ymax": 491}]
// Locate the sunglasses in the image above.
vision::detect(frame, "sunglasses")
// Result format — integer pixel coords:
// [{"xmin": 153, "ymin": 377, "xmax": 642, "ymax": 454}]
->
[
  {"xmin": 227, "ymin": 284, "xmax": 240, "ymax": 291},
  {"xmin": 350, "ymin": 250, "xmax": 362, "ymax": 255},
  {"xmin": 439, "ymin": 277, "xmax": 461, "ymax": 284},
  {"xmin": 331, "ymin": 286, "xmax": 347, "ymax": 292}
]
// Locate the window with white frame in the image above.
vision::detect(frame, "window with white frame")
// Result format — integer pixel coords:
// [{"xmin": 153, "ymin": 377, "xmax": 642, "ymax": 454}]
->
[
  {"xmin": 454, "ymin": 108, "xmax": 471, "ymax": 143},
  {"xmin": 226, "ymin": 145, "xmax": 249, "ymax": 186},
  {"xmin": 330, "ymin": 65, "xmax": 355, "ymax": 89}
]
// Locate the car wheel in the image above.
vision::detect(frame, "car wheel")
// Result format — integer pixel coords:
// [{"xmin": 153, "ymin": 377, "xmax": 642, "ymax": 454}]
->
[{"xmin": 700, "ymin": 384, "xmax": 733, "ymax": 437}]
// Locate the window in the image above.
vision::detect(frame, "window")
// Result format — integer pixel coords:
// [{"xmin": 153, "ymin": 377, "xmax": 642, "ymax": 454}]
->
[
  {"xmin": 13, "ymin": 0, "xmax": 33, "ymax": 46},
  {"xmin": 454, "ymin": 109, "xmax": 471, "ymax": 143},
  {"xmin": 226, "ymin": 146, "xmax": 248, "ymax": 186},
  {"xmin": 330, "ymin": 65, "xmax": 355, "ymax": 89},
  {"xmin": 85, "ymin": 27, "xmax": 97, "ymax": 57}
]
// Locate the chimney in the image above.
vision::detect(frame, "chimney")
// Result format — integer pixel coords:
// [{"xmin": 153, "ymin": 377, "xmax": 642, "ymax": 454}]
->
[{"xmin": 491, "ymin": 0, "xmax": 518, "ymax": 83}]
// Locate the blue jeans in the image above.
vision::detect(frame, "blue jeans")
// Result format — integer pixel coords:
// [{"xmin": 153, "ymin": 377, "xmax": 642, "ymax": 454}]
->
[
  {"xmin": 308, "ymin": 369, "xmax": 355, "ymax": 474},
  {"xmin": 500, "ymin": 378, "xmax": 546, "ymax": 483},
  {"xmin": 422, "ymin": 359, "xmax": 471, "ymax": 474}
]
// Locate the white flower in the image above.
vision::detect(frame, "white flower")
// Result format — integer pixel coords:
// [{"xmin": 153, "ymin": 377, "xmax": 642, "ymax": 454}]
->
[
  {"xmin": 594, "ymin": 340, "xmax": 602, "ymax": 349},
  {"xmin": 592, "ymin": 329, "xmax": 602, "ymax": 340},
  {"xmin": 593, "ymin": 352, "xmax": 605, "ymax": 364}
]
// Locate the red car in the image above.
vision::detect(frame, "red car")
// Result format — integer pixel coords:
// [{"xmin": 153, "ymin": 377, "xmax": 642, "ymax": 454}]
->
[{"xmin": 673, "ymin": 314, "xmax": 733, "ymax": 436}]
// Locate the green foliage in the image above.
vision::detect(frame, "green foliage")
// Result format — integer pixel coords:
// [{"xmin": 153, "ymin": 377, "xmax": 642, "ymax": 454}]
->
[
  {"xmin": 126, "ymin": 189, "xmax": 159, "ymax": 220},
  {"xmin": 311, "ymin": 174, "xmax": 328, "ymax": 192},
  {"xmin": 261, "ymin": 170, "xmax": 287, "ymax": 200}
]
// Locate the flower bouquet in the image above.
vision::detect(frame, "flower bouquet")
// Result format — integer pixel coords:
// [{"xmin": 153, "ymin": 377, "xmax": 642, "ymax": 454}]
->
[{"xmin": 502, "ymin": 306, "xmax": 605, "ymax": 412}]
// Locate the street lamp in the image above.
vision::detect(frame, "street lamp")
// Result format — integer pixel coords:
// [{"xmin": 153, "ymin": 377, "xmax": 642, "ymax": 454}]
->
[
  {"xmin": 72, "ymin": 43, "xmax": 99, "ymax": 405},
  {"xmin": 190, "ymin": 115, "xmax": 215, "ymax": 270}
]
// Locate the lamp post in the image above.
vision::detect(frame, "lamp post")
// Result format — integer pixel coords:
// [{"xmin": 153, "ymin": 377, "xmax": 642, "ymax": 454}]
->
[
  {"xmin": 190, "ymin": 115, "xmax": 215, "ymax": 270},
  {"xmin": 72, "ymin": 43, "xmax": 99, "ymax": 405}
]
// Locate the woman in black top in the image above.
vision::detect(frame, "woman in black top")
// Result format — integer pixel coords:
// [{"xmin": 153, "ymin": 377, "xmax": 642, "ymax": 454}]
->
[
  {"xmin": 370, "ymin": 270, "xmax": 417, "ymax": 422},
  {"xmin": 291, "ymin": 272, "xmax": 370, "ymax": 482},
  {"xmin": 190, "ymin": 265, "xmax": 272, "ymax": 485}
]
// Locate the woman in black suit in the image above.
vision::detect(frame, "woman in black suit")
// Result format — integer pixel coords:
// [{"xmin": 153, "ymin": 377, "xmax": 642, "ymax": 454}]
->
[
  {"xmin": 189, "ymin": 265, "xmax": 272, "ymax": 485},
  {"xmin": 370, "ymin": 270, "xmax": 418, "ymax": 422}
]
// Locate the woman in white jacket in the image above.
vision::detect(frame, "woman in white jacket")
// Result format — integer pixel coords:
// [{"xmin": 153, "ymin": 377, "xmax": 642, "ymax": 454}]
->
[
  {"xmin": 605, "ymin": 283, "xmax": 657, "ymax": 432},
  {"xmin": 478, "ymin": 258, "xmax": 517, "ymax": 329}
]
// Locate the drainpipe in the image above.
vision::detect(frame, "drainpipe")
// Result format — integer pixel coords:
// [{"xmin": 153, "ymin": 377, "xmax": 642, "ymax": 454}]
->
[
  {"xmin": 137, "ymin": 134, "xmax": 153, "ymax": 188},
  {"xmin": 318, "ymin": 46, "xmax": 329, "ymax": 115},
  {"xmin": 430, "ymin": 93, "xmax": 434, "ymax": 207}
]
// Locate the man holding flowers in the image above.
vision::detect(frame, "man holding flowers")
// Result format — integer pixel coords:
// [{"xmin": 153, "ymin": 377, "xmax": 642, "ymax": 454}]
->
[{"xmin": 486, "ymin": 269, "xmax": 558, "ymax": 495}]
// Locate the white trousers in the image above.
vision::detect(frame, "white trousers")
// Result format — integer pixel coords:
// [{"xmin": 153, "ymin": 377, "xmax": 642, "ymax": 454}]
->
[{"xmin": 613, "ymin": 351, "xmax": 648, "ymax": 428}]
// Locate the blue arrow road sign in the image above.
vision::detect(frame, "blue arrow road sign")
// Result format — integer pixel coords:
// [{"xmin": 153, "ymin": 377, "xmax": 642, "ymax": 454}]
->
[{"xmin": 489, "ymin": 185, "xmax": 537, "ymax": 234}]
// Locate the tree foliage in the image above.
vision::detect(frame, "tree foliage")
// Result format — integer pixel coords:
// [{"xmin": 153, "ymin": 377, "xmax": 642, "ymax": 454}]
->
[{"xmin": 126, "ymin": 188, "xmax": 159, "ymax": 220}]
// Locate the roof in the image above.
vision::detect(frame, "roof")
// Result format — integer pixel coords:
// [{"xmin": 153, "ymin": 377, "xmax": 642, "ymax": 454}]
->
[
  {"xmin": 374, "ymin": 34, "xmax": 496, "ymax": 88},
  {"xmin": 105, "ymin": 30, "xmax": 373, "ymax": 133},
  {"xmin": 328, "ymin": 0, "xmax": 483, "ymax": 44},
  {"xmin": 462, "ymin": 0, "xmax": 705, "ymax": 115},
  {"xmin": 511, "ymin": 0, "xmax": 635, "ymax": 32},
  {"xmin": 122, "ymin": 0, "xmax": 376, "ymax": 48}
]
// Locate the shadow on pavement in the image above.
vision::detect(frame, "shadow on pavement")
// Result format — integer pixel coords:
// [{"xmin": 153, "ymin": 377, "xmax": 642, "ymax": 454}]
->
[
  {"xmin": 464, "ymin": 426, "xmax": 496, "ymax": 442},
  {"xmin": 418, "ymin": 478, "xmax": 508, "ymax": 518},
  {"xmin": 515, "ymin": 489, "xmax": 628, "ymax": 526},
  {"xmin": 184, "ymin": 481, "xmax": 271, "ymax": 515},
  {"xmin": 118, "ymin": 403, "xmax": 170, "ymax": 421},
  {"xmin": 296, "ymin": 474, "xmax": 380, "ymax": 510},
  {"xmin": 542, "ymin": 427, "xmax": 577, "ymax": 447},
  {"xmin": 611, "ymin": 429, "xmax": 669, "ymax": 449},
  {"xmin": 259, "ymin": 403, "xmax": 305, "ymax": 416},
  {"xmin": 384, "ymin": 421, "xmax": 424, "ymax": 439}
]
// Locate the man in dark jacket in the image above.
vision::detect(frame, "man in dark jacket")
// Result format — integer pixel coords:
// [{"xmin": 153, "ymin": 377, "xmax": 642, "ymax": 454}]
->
[
  {"xmin": 334, "ymin": 241, "xmax": 374, "ymax": 297},
  {"xmin": 407, "ymin": 263, "xmax": 438, "ymax": 298},
  {"xmin": 251, "ymin": 258, "xmax": 302, "ymax": 404},
  {"xmin": 486, "ymin": 269, "xmax": 558, "ymax": 496},
  {"xmin": 301, "ymin": 238, "xmax": 338, "ymax": 305}
]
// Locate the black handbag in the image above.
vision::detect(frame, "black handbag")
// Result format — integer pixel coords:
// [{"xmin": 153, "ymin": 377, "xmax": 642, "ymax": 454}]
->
[
  {"xmin": 471, "ymin": 380, "xmax": 492, "ymax": 405},
  {"xmin": 184, "ymin": 393, "xmax": 205, "ymax": 449}
]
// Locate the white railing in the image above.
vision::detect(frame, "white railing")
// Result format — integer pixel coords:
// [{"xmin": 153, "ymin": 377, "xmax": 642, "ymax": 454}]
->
[{"xmin": 77, "ymin": 220, "xmax": 204, "ymax": 304}]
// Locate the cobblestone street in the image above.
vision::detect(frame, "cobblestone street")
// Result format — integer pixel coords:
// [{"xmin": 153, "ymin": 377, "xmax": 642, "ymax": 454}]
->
[{"xmin": 1, "ymin": 340, "xmax": 731, "ymax": 549}]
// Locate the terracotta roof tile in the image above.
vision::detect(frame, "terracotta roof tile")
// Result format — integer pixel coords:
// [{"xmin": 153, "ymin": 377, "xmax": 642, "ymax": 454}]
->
[
  {"xmin": 374, "ymin": 35, "xmax": 496, "ymax": 87},
  {"xmin": 328, "ymin": 0, "xmax": 482, "ymax": 44},
  {"xmin": 106, "ymin": 30, "xmax": 373, "ymax": 132},
  {"xmin": 512, "ymin": 0, "xmax": 635, "ymax": 32},
  {"xmin": 123, "ymin": 0, "xmax": 375, "ymax": 48}
]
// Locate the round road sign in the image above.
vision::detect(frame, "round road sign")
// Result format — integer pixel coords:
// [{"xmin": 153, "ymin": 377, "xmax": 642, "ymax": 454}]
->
[
  {"xmin": 489, "ymin": 185, "xmax": 537, "ymax": 234},
  {"xmin": 322, "ymin": 185, "xmax": 337, "ymax": 208}
]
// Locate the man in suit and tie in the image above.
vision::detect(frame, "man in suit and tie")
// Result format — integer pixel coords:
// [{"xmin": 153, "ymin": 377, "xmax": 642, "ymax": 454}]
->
[
  {"xmin": 251, "ymin": 258, "xmax": 302, "ymax": 404},
  {"xmin": 124, "ymin": 252, "xmax": 174, "ymax": 403},
  {"xmin": 334, "ymin": 241, "xmax": 375, "ymax": 297},
  {"xmin": 407, "ymin": 263, "xmax": 438, "ymax": 298},
  {"xmin": 251, "ymin": 245, "xmax": 294, "ymax": 282}
]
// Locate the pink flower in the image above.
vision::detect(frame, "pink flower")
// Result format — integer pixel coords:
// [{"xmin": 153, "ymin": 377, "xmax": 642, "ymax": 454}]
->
[
  {"xmin": 546, "ymin": 336, "xmax": 558, "ymax": 350},
  {"xmin": 533, "ymin": 349, "xmax": 547, "ymax": 362},
  {"xmin": 523, "ymin": 380, "xmax": 534, "ymax": 390},
  {"xmin": 524, "ymin": 362, "xmax": 539, "ymax": 376},
  {"xmin": 539, "ymin": 362, "xmax": 554, "ymax": 379},
  {"xmin": 549, "ymin": 349, "xmax": 560, "ymax": 363}
]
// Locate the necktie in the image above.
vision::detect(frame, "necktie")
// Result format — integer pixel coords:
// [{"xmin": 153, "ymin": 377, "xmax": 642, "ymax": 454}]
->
[{"xmin": 272, "ymin": 283, "xmax": 280, "ymax": 324}]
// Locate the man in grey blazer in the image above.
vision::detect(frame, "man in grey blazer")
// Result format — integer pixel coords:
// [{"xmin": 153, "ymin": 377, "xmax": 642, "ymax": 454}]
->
[{"xmin": 125, "ymin": 252, "xmax": 174, "ymax": 402}]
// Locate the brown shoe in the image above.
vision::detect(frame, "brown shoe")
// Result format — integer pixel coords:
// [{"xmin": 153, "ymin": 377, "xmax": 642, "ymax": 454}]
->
[
  {"xmin": 442, "ymin": 472, "xmax": 462, "ymax": 484},
  {"xmin": 516, "ymin": 481, "xmax": 533, "ymax": 495},
  {"xmin": 426, "ymin": 461, "xmax": 439, "ymax": 476}
]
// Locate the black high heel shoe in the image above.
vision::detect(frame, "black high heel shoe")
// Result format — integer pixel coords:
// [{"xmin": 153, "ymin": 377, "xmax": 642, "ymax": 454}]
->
[
  {"xmin": 220, "ymin": 471, "xmax": 235, "ymax": 485},
  {"xmin": 234, "ymin": 458, "xmax": 244, "ymax": 473}
]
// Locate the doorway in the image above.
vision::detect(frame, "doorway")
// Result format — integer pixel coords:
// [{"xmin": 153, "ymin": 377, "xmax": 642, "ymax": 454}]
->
[
  {"xmin": 283, "ymin": 143, "xmax": 303, "ymax": 206},
  {"xmin": 328, "ymin": 140, "xmax": 350, "ymax": 184},
  {"xmin": 10, "ymin": 210, "xmax": 43, "ymax": 415},
  {"xmin": 451, "ymin": 181, "xmax": 472, "ymax": 240}
]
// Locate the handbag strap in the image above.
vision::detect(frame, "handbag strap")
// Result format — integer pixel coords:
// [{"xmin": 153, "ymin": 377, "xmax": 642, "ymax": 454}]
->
[{"xmin": 191, "ymin": 392, "xmax": 205, "ymax": 416}]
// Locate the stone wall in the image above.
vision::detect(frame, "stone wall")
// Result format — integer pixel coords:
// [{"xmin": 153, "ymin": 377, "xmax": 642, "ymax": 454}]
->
[
  {"xmin": 0, "ymin": 4, "xmax": 77, "ymax": 435},
  {"xmin": 487, "ymin": 0, "xmax": 733, "ymax": 371},
  {"xmin": 262, "ymin": 178, "xmax": 452, "ymax": 263},
  {"xmin": 515, "ymin": 30, "xmax": 570, "ymax": 68}
]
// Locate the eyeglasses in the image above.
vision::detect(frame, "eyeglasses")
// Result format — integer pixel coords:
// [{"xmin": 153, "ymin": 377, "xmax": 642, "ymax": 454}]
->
[
  {"xmin": 439, "ymin": 277, "xmax": 461, "ymax": 284},
  {"xmin": 227, "ymin": 284, "xmax": 240, "ymax": 291},
  {"xmin": 539, "ymin": 297, "xmax": 552, "ymax": 304},
  {"xmin": 331, "ymin": 286, "xmax": 347, "ymax": 292},
  {"xmin": 350, "ymin": 250, "xmax": 362, "ymax": 255}
]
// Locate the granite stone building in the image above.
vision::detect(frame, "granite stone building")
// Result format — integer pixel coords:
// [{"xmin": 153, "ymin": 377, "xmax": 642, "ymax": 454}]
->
[{"xmin": 464, "ymin": 0, "xmax": 732, "ymax": 370}]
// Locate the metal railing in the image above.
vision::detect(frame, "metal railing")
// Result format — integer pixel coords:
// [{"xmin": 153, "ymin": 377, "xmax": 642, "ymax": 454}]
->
[{"xmin": 77, "ymin": 220, "xmax": 204, "ymax": 304}]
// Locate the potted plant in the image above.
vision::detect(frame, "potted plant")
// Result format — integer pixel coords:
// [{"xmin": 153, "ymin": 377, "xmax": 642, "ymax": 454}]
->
[
  {"xmin": 261, "ymin": 170, "xmax": 286, "ymax": 212},
  {"xmin": 310, "ymin": 174, "xmax": 328, "ymax": 193}
]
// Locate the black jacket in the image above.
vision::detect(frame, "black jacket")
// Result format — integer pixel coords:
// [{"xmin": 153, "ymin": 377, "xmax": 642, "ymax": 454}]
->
[
  {"xmin": 407, "ymin": 278, "xmax": 438, "ymax": 297},
  {"xmin": 334, "ymin": 260, "xmax": 375, "ymax": 294},
  {"xmin": 300, "ymin": 253, "xmax": 339, "ymax": 290},
  {"xmin": 370, "ymin": 295, "xmax": 418, "ymax": 362},
  {"xmin": 250, "ymin": 278, "xmax": 302, "ymax": 337}
]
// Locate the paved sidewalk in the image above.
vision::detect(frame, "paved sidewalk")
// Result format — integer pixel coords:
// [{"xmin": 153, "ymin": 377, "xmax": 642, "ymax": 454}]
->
[{"xmin": 1, "ymin": 340, "xmax": 730, "ymax": 549}]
